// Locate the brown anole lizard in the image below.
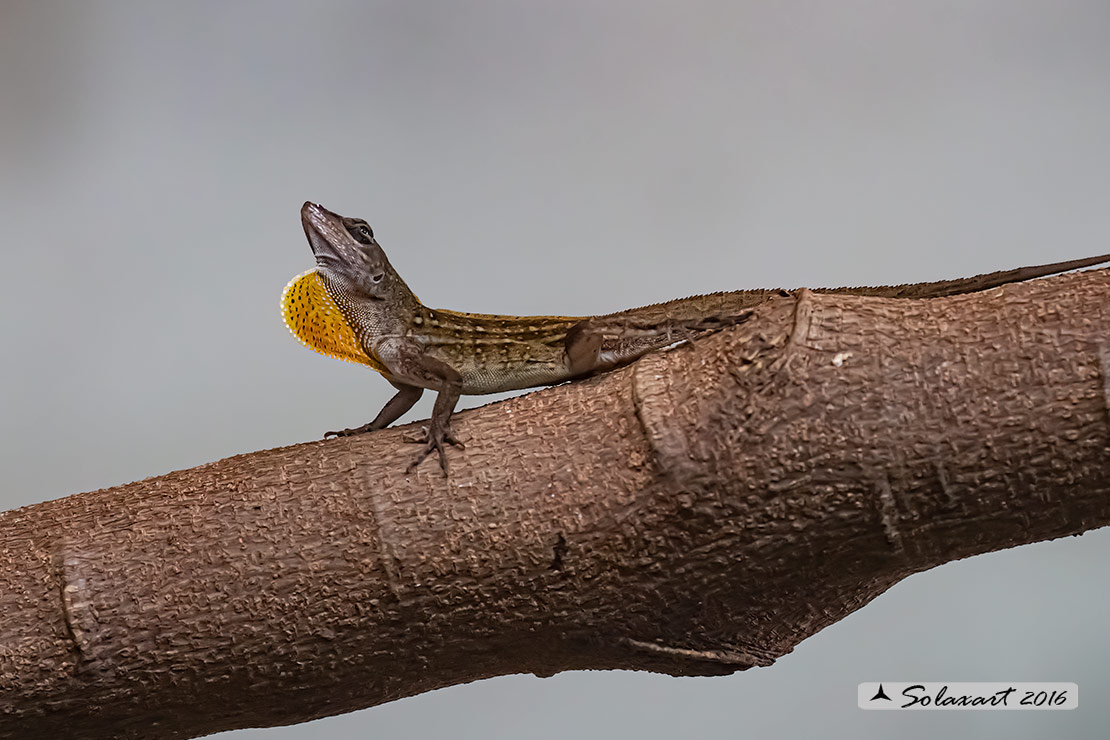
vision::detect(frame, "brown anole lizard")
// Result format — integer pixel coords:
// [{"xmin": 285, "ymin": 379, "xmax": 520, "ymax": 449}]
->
[{"xmin": 283, "ymin": 201, "xmax": 1110, "ymax": 474}]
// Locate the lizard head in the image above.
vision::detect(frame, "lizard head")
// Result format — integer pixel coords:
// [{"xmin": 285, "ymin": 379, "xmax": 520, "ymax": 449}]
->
[{"xmin": 300, "ymin": 201, "xmax": 406, "ymax": 303}]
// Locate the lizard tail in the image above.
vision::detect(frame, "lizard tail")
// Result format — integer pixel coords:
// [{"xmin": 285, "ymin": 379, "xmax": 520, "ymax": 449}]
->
[{"xmin": 822, "ymin": 253, "xmax": 1110, "ymax": 299}]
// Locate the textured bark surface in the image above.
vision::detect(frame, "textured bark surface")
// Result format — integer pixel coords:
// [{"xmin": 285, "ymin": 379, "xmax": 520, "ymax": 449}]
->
[{"xmin": 1, "ymin": 269, "xmax": 1109, "ymax": 739}]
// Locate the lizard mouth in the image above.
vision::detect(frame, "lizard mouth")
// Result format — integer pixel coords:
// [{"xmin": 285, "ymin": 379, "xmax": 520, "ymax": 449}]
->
[{"xmin": 301, "ymin": 201, "xmax": 358, "ymax": 266}]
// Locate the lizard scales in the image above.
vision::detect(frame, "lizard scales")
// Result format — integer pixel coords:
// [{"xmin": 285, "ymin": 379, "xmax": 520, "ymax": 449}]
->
[{"xmin": 283, "ymin": 201, "xmax": 1110, "ymax": 473}]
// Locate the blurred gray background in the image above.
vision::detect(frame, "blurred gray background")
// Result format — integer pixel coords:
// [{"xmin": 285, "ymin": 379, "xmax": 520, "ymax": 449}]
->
[{"xmin": 2, "ymin": 1, "xmax": 1109, "ymax": 737}]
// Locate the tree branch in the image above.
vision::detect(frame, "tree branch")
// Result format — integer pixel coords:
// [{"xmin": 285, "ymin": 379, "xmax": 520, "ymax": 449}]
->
[{"xmin": 3, "ymin": 269, "xmax": 1109, "ymax": 739}]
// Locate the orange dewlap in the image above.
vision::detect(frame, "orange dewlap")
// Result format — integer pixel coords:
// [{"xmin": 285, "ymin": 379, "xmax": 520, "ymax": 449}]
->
[{"xmin": 281, "ymin": 269, "xmax": 387, "ymax": 373}]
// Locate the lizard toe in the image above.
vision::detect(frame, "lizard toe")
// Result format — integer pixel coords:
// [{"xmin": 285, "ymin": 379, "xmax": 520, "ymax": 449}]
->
[
  {"xmin": 324, "ymin": 422, "xmax": 375, "ymax": 438},
  {"xmin": 404, "ymin": 427, "xmax": 456, "ymax": 475}
]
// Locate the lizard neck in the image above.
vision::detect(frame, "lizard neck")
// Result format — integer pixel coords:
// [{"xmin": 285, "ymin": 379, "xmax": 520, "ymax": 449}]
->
[{"xmin": 319, "ymin": 271, "xmax": 422, "ymax": 350}]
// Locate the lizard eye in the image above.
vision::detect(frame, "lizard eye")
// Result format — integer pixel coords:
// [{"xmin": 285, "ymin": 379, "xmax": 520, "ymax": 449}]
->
[
  {"xmin": 370, "ymin": 272, "xmax": 384, "ymax": 284},
  {"xmin": 344, "ymin": 219, "xmax": 375, "ymax": 244}
]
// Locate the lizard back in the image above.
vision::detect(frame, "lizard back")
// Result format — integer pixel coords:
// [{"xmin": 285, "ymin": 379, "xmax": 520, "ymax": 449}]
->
[{"xmin": 418, "ymin": 308, "xmax": 584, "ymax": 394}]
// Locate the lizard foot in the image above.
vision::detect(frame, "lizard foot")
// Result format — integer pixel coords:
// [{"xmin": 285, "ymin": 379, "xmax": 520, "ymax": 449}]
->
[
  {"xmin": 405, "ymin": 425, "xmax": 465, "ymax": 475},
  {"xmin": 324, "ymin": 422, "xmax": 377, "ymax": 438}
]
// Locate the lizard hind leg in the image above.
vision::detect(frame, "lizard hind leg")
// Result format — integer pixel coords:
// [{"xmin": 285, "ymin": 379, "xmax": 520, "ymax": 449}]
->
[{"xmin": 563, "ymin": 321, "xmax": 605, "ymax": 376}]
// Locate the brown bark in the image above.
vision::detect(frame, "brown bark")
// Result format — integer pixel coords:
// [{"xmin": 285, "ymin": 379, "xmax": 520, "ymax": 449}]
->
[{"xmin": 2, "ymin": 269, "xmax": 1109, "ymax": 739}]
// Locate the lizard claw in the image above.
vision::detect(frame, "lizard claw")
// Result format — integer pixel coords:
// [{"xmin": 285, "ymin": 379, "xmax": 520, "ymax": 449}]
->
[
  {"xmin": 324, "ymin": 422, "xmax": 376, "ymax": 438},
  {"xmin": 405, "ymin": 425, "xmax": 464, "ymax": 475}
]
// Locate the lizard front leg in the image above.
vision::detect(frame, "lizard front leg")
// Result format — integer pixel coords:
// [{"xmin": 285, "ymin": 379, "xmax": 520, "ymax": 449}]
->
[
  {"xmin": 325, "ymin": 381, "xmax": 423, "ymax": 438},
  {"xmin": 415, "ymin": 380, "xmax": 464, "ymax": 474},
  {"xmin": 373, "ymin": 337, "xmax": 465, "ymax": 475}
]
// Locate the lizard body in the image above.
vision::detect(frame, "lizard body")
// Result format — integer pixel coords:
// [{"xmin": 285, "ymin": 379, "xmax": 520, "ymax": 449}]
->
[{"xmin": 284, "ymin": 201, "xmax": 1110, "ymax": 473}]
